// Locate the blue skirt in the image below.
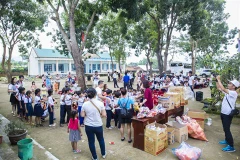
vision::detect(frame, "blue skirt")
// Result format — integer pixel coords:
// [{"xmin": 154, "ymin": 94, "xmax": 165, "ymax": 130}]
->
[
  {"xmin": 34, "ymin": 104, "xmax": 43, "ymax": 117},
  {"xmin": 26, "ymin": 103, "xmax": 34, "ymax": 116}
]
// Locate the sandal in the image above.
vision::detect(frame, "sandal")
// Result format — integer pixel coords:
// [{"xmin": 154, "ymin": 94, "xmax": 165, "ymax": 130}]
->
[
  {"xmin": 121, "ymin": 137, "xmax": 125, "ymax": 141},
  {"xmin": 128, "ymin": 139, "xmax": 132, "ymax": 143}
]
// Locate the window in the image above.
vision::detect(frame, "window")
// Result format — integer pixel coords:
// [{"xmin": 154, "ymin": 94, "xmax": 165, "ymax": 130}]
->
[
  {"xmin": 184, "ymin": 64, "xmax": 191, "ymax": 69},
  {"xmin": 71, "ymin": 64, "xmax": 76, "ymax": 71},
  {"xmin": 58, "ymin": 64, "xmax": 64, "ymax": 72},
  {"xmin": 92, "ymin": 64, "xmax": 96, "ymax": 70},
  {"xmin": 106, "ymin": 64, "xmax": 109, "ymax": 70},
  {"xmin": 113, "ymin": 64, "xmax": 116, "ymax": 69},
  {"xmin": 53, "ymin": 64, "xmax": 56, "ymax": 71},
  {"xmin": 102, "ymin": 64, "xmax": 105, "ymax": 70},
  {"xmin": 44, "ymin": 64, "xmax": 52, "ymax": 72},
  {"xmin": 178, "ymin": 63, "xmax": 183, "ymax": 66},
  {"xmin": 97, "ymin": 64, "xmax": 100, "ymax": 70}
]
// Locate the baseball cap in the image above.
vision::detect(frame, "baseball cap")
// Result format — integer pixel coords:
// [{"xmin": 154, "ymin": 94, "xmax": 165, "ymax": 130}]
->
[{"xmin": 230, "ymin": 80, "xmax": 240, "ymax": 88}]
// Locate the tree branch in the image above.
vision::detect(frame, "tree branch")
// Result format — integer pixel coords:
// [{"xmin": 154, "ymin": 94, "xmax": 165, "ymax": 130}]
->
[
  {"xmin": 0, "ymin": 34, "xmax": 7, "ymax": 72},
  {"xmin": 62, "ymin": 0, "xmax": 69, "ymax": 16},
  {"xmin": 46, "ymin": 0, "xmax": 57, "ymax": 11}
]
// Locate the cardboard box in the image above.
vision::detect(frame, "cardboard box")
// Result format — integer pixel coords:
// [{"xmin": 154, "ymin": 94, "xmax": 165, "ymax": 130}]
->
[
  {"xmin": 144, "ymin": 123, "xmax": 168, "ymax": 156},
  {"xmin": 164, "ymin": 92, "xmax": 181, "ymax": 108},
  {"xmin": 188, "ymin": 109, "xmax": 207, "ymax": 130},
  {"xmin": 158, "ymin": 96, "xmax": 174, "ymax": 110},
  {"xmin": 167, "ymin": 127, "xmax": 175, "ymax": 145},
  {"xmin": 166, "ymin": 121, "xmax": 188, "ymax": 143}
]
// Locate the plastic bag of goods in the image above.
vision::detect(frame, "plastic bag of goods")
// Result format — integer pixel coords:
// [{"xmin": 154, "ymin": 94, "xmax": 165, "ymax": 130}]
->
[
  {"xmin": 176, "ymin": 116, "xmax": 208, "ymax": 141},
  {"xmin": 184, "ymin": 87, "xmax": 194, "ymax": 101},
  {"xmin": 146, "ymin": 110, "xmax": 158, "ymax": 117},
  {"xmin": 133, "ymin": 102, "xmax": 140, "ymax": 112},
  {"xmin": 155, "ymin": 104, "xmax": 167, "ymax": 114},
  {"xmin": 173, "ymin": 142, "xmax": 202, "ymax": 160},
  {"xmin": 137, "ymin": 107, "xmax": 150, "ymax": 118}
]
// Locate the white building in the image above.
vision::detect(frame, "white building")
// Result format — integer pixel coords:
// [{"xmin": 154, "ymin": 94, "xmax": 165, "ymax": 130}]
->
[{"xmin": 28, "ymin": 48, "xmax": 125, "ymax": 76}]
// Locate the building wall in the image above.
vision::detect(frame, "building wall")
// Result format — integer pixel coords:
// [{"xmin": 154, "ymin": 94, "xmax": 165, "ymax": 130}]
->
[{"xmin": 29, "ymin": 49, "xmax": 39, "ymax": 76}]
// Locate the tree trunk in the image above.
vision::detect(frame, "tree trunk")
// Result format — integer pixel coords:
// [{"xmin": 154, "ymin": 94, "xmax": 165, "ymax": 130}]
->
[
  {"xmin": 146, "ymin": 53, "xmax": 152, "ymax": 77},
  {"xmin": 163, "ymin": 51, "xmax": 168, "ymax": 71},
  {"xmin": 118, "ymin": 59, "xmax": 122, "ymax": 73},
  {"xmin": 156, "ymin": 34, "xmax": 163, "ymax": 74},
  {"xmin": 191, "ymin": 40, "xmax": 197, "ymax": 75},
  {"xmin": 109, "ymin": 51, "xmax": 114, "ymax": 73}
]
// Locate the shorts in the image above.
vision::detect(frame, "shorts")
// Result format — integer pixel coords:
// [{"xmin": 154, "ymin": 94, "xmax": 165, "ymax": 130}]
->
[{"xmin": 119, "ymin": 117, "xmax": 132, "ymax": 124}]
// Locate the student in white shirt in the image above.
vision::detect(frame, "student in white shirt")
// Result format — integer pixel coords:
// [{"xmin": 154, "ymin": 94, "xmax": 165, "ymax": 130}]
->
[
  {"xmin": 95, "ymin": 80, "xmax": 109, "ymax": 103},
  {"xmin": 60, "ymin": 88, "xmax": 66, "ymax": 127},
  {"xmin": 65, "ymin": 88, "xmax": 72, "ymax": 123},
  {"xmin": 216, "ymin": 75, "xmax": 239, "ymax": 152},
  {"xmin": 188, "ymin": 71, "xmax": 195, "ymax": 95},
  {"xmin": 162, "ymin": 75, "xmax": 174, "ymax": 90},
  {"xmin": 77, "ymin": 91, "xmax": 86, "ymax": 127},
  {"xmin": 113, "ymin": 71, "xmax": 119, "ymax": 88},
  {"xmin": 48, "ymin": 89, "xmax": 56, "ymax": 127},
  {"xmin": 93, "ymin": 71, "xmax": 100, "ymax": 88}
]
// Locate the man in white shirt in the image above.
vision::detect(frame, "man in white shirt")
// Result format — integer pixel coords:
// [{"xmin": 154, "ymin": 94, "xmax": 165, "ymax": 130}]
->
[
  {"xmin": 188, "ymin": 71, "xmax": 195, "ymax": 96},
  {"xmin": 216, "ymin": 75, "xmax": 239, "ymax": 152},
  {"xmin": 113, "ymin": 71, "xmax": 119, "ymax": 88},
  {"xmin": 95, "ymin": 80, "xmax": 110, "ymax": 103}
]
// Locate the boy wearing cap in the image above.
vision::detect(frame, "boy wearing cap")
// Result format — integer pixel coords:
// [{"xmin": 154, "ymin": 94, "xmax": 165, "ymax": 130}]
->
[{"xmin": 216, "ymin": 75, "xmax": 239, "ymax": 152}]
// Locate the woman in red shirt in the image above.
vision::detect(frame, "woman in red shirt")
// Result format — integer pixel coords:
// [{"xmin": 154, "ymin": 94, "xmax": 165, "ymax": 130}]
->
[{"xmin": 140, "ymin": 80, "xmax": 153, "ymax": 110}]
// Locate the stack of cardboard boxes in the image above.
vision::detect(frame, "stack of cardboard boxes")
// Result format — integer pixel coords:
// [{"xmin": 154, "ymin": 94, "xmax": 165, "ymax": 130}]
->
[
  {"xmin": 169, "ymin": 86, "xmax": 189, "ymax": 106},
  {"xmin": 188, "ymin": 109, "xmax": 207, "ymax": 130}
]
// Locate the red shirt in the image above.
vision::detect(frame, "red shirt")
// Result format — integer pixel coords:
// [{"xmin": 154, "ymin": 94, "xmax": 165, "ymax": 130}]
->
[
  {"xmin": 144, "ymin": 88, "xmax": 153, "ymax": 110},
  {"xmin": 68, "ymin": 118, "xmax": 79, "ymax": 130}
]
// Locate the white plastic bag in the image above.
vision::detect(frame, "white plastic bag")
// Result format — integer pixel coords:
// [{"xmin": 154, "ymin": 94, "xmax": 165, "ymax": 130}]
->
[{"xmin": 173, "ymin": 142, "xmax": 202, "ymax": 160}]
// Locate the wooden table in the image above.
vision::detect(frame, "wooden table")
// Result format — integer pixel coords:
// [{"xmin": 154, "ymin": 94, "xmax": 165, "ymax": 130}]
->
[{"xmin": 132, "ymin": 106, "xmax": 184, "ymax": 151}]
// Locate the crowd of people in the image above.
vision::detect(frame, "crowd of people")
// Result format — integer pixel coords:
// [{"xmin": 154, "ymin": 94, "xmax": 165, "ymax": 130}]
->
[{"xmin": 6, "ymin": 69, "xmax": 240, "ymax": 158}]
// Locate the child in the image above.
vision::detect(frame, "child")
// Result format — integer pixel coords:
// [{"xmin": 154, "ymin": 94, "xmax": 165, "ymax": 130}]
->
[
  {"xmin": 31, "ymin": 81, "xmax": 37, "ymax": 92},
  {"xmin": 65, "ymin": 88, "xmax": 72, "ymax": 123},
  {"xmin": 60, "ymin": 88, "xmax": 66, "ymax": 127},
  {"xmin": 24, "ymin": 90, "xmax": 34, "ymax": 125},
  {"xmin": 47, "ymin": 89, "xmax": 56, "ymax": 127},
  {"xmin": 76, "ymin": 91, "xmax": 85, "ymax": 127},
  {"xmin": 34, "ymin": 89, "xmax": 44, "ymax": 127},
  {"xmin": 67, "ymin": 111, "xmax": 82, "ymax": 154},
  {"xmin": 113, "ymin": 91, "xmax": 121, "ymax": 129},
  {"xmin": 105, "ymin": 89, "xmax": 113, "ymax": 130},
  {"xmin": 41, "ymin": 84, "xmax": 47, "ymax": 97},
  {"xmin": 17, "ymin": 87, "xmax": 26, "ymax": 120},
  {"xmin": 54, "ymin": 81, "xmax": 59, "ymax": 94},
  {"xmin": 72, "ymin": 102, "xmax": 78, "ymax": 111},
  {"xmin": 72, "ymin": 92, "xmax": 79, "ymax": 103}
]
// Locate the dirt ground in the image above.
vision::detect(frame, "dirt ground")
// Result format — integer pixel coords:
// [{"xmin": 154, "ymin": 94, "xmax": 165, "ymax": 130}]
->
[{"xmin": 0, "ymin": 77, "xmax": 240, "ymax": 160}]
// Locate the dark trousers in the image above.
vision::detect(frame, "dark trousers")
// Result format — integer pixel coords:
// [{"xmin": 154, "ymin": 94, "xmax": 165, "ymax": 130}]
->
[
  {"xmin": 78, "ymin": 106, "xmax": 84, "ymax": 125},
  {"xmin": 48, "ymin": 106, "xmax": 54, "ymax": 125},
  {"xmin": 85, "ymin": 125, "xmax": 105, "ymax": 159},
  {"xmin": 114, "ymin": 109, "xmax": 121, "ymax": 129},
  {"xmin": 106, "ymin": 110, "xmax": 112, "ymax": 128},
  {"xmin": 113, "ymin": 78, "xmax": 119, "ymax": 88},
  {"xmin": 18, "ymin": 101, "xmax": 25, "ymax": 117},
  {"xmin": 221, "ymin": 113, "xmax": 234, "ymax": 147},
  {"xmin": 65, "ymin": 105, "xmax": 72, "ymax": 123},
  {"xmin": 60, "ymin": 105, "xmax": 66, "ymax": 124},
  {"xmin": 108, "ymin": 76, "xmax": 110, "ymax": 82},
  {"xmin": 124, "ymin": 82, "xmax": 129, "ymax": 89}
]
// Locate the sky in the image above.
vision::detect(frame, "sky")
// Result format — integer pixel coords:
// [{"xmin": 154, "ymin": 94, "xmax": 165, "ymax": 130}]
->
[{"xmin": 3, "ymin": 0, "xmax": 240, "ymax": 63}]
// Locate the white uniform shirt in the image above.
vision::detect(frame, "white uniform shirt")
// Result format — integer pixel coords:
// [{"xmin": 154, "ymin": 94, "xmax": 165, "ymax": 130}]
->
[
  {"xmin": 113, "ymin": 73, "xmax": 117, "ymax": 79},
  {"xmin": 60, "ymin": 95, "xmax": 66, "ymax": 105},
  {"xmin": 93, "ymin": 75, "xmax": 99, "ymax": 84},
  {"xmin": 221, "ymin": 90, "xmax": 238, "ymax": 115},
  {"xmin": 34, "ymin": 96, "xmax": 41, "ymax": 105},
  {"xmin": 188, "ymin": 76, "xmax": 195, "ymax": 86},
  {"xmin": 48, "ymin": 96, "xmax": 54, "ymax": 106},
  {"xmin": 24, "ymin": 96, "xmax": 32, "ymax": 104},
  {"xmin": 65, "ymin": 94, "xmax": 72, "ymax": 105},
  {"xmin": 78, "ymin": 97, "xmax": 85, "ymax": 106}
]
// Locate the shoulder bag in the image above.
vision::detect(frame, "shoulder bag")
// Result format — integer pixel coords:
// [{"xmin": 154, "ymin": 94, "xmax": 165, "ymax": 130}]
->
[
  {"xmin": 226, "ymin": 97, "xmax": 239, "ymax": 116},
  {"xmin": 90, "ymin": 100, "xmax": 101, "ymax": 115},
  {"xmin": 119, "ymin": 98, "xmax": 133, "ymax": 119}
]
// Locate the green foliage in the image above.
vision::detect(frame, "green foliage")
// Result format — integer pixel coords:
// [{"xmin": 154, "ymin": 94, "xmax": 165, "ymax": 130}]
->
[{"xmin": 4, "ymin": 120, "xmax": 27, "ymax": 135}]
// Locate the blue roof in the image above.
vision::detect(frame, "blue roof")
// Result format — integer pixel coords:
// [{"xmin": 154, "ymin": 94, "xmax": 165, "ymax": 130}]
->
[
  {"xmin": 33, "ymin": 48, "xmax": 72, "ymax": 58},
  {"xmin": 97, "ymin": 51, "xmax": 112, "ymax": 59},
  {"xmin": 33, "ymin": 48, "xmax": 112, "ymax": 60}
]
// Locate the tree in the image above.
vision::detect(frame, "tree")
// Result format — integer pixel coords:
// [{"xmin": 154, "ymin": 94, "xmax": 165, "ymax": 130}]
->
[
  {"xmin": 96, "ymin": 12, "xmax": 127, "ymax": 73},
  {"xmin": 177, "ymin": 0, "xmax": 237, "ymax": 74},
  {"xmin": 0, "ymin": 0, "xmax": 47, "ymax": 82}
]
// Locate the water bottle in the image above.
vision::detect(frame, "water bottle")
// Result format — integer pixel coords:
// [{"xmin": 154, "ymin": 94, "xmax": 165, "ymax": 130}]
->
[{"xmin": 206, "ymin": 118, "xmax": 212, "ymax": 126}]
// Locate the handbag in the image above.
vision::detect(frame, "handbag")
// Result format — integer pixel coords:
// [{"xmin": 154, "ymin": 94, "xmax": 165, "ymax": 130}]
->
[
  {"xmin": 226, "ymin": 97, "xmax": 239, "ymax": 116},
  {"xmin": 119, "ymin": 98, "xmax": 133, "ymax": 119}
]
